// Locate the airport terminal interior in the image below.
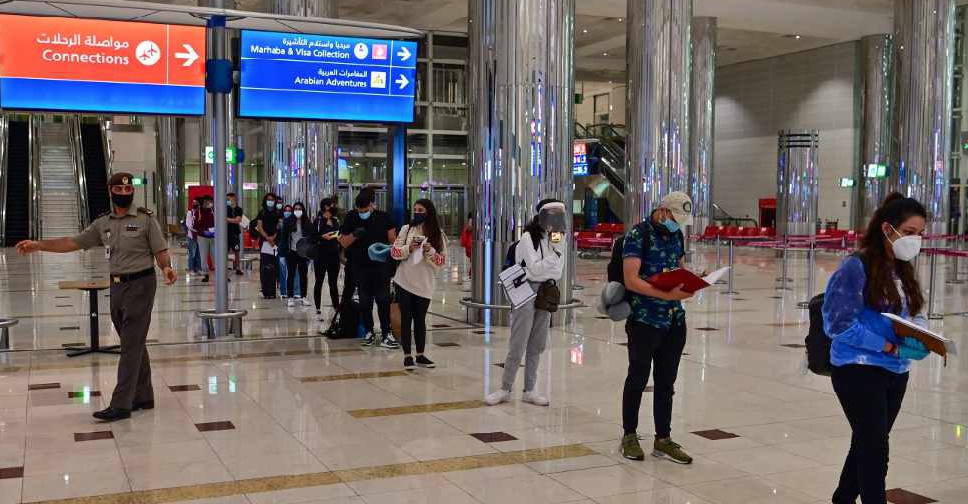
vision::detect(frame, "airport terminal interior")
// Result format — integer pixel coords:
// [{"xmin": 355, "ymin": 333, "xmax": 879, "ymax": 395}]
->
[{"xmin": 6, "ymin": 0, "xmax": 968, "ymax": 503}]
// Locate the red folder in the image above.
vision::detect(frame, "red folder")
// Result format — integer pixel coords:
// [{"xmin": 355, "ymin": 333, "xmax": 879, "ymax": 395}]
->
[{"xmin": 646, "ymin": 268, "xmax": 711, "ymax": 294}]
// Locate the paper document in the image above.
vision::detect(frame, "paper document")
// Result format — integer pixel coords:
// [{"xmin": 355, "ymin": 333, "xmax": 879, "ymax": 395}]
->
[
  {"xmin": 412, "ymin": 249, "xmax": 423, "ymax": 265},
  {"xmin": 646, "ymin": 266, "xmax": 731, "ymax": 293},
  {"xmin": 882, "ymin": 312, "xmax": 958, "ymax": 357},
  {"xmin": 499, "ymin": 264, "xmax": 536, "ymax": 310},
  {"xmin": 260, "ymin": 241, "xmax": 277, "ymax": 256}
]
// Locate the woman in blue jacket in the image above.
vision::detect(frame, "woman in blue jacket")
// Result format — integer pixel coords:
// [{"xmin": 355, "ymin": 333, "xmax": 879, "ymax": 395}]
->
[{"xmin": 822, "ymin": 193, "xmax": 931, "ymax": 504}]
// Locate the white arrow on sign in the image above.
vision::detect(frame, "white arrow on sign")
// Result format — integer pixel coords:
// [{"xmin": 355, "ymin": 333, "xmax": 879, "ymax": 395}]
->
[
  {"xmin": 175, "ymin": 44, "xmax": 198, "ymax": 67},
  {"xmin": 395, "ymin": 74, "xmax": 410, "ymax": 90},
  {"xmin": 397, "ymin": 46, "xmax": 411, "ymax": 61}
]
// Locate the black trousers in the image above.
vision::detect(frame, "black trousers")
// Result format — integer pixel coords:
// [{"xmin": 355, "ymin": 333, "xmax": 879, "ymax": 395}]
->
[
  {"xmin": 313, "ymin": 258, "xmax": 340, "ymax": 311},
  {"xmin": 622, "ymin": 320, "xmax": 686, "ymax": 438},
  {"xmin": 286, "ymin": 251, "xmax": 309, "ymax": 298},
  {"xmin": 831, "ymin": 364, "xmax": 909, "ymax": 504},
  {"xmin": 355, "ymin": 267, "xmax": 391, "ymax": 336},
  {"xmin": 341, "ymin": 265, "xmax": 357, "ymax": 306},
  {"xmin": 396, "ymin": 285, "xmax": 430, "ymax": 355}
]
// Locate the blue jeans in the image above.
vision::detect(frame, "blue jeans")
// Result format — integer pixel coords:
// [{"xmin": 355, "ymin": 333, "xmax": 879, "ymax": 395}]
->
[
  {"xmin": 278, "ymin": 255, "xmax": 301, "ymax": 296},
  {"xmin": 186, "ymin": 237, "xmax": 201, "ymax": 272}
]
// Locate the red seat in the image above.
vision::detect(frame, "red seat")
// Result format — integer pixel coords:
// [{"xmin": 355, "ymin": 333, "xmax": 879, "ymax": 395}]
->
[
  {"xmin": 740, "ymin": 227, "xmax": 757, "ymax": 237},
  {"xmin": 701, "ymin": 225, "xmax": 719, "ymax": 240},
  {"xmin": 723, "ymin": 225, "xmax": 739, "ymax": 238}
]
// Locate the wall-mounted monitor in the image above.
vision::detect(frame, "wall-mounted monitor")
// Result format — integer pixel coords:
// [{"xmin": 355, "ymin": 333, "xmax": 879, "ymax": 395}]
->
[
  {"xmin": 238, "ymin": 30, "xmax": 418, "ymax": 123},
  {"xmin": 0, "ymin": 14, "xmax": 206, "ymax": 115}
]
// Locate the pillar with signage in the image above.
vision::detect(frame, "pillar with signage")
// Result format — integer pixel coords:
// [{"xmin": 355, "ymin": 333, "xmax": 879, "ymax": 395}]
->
[
  {"xmin": 264, "ymin": 0, "xmax": 340, "ymax": 211},
  {"xmin": 467, "ymin": 0, "xmax": 575, "ymax": 325},
  {"xmin": 776, "ymin": 130, "xmax": 820, "ymax": 240}
]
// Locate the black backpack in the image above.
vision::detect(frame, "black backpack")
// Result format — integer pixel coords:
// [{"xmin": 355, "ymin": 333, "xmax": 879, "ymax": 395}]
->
[
  {"xmin": 606, "ymin": 222, "xmax": 680, "ymax": 284},
  {"xmin": 805, "ymin": 252, "xmax": 867, "ymax": 376},
  {"xmin": 503, "ymin": 233, "xmax": 541, "ymax": 270}
]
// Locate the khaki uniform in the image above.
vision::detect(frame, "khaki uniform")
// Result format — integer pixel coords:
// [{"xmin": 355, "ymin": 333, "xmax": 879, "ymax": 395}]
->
[{"xmin": 74, "ymin": 207, "xmax": 167, "ymax": 410}]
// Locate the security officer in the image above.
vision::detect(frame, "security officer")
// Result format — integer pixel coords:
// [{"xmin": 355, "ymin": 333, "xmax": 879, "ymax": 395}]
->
[{"xmin": 16, "ymin": 172, "xmax": 176, "ymax": 422}]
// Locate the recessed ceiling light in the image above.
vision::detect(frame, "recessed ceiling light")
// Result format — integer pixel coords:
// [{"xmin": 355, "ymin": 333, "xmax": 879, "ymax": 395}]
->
[
  {"xmin": 795, "ymin": 35, "xmax": 801, "ymax": 39},
  {"xmin": 618, "ymin": 17, "xmax": 623, "ymax": 22},
  {"xmin": 582, "ymin": 29, "xmax": 588, "ymax": 34},
  {"xmin": 603, "ymin": 52, "xmax": 608, "ymax": 56}
]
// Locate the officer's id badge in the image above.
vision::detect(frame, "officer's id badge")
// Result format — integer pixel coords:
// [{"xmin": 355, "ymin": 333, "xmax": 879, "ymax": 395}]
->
[
  {"xmin": 105, "ymin": 246, "xmax": 111, "ymax": 260},
  {"xmin": 125, "ymin": 224, "xmax": 139, "ymax": 232}
]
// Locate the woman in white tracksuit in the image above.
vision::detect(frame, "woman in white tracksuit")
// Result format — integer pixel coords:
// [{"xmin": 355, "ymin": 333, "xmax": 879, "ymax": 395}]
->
[{"xmin": 486, "ymin": 199, "xmax": 567, "ymax": 407}]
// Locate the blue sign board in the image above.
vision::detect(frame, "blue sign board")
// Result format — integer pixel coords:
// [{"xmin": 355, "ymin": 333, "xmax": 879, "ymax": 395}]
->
[
  {"xmin": 238, "ymin": 31, "xmax": 417, "ymax": 123},
  {"xmin": 573, "ymin": 142, "xmax": 589, "ymax": 176}
]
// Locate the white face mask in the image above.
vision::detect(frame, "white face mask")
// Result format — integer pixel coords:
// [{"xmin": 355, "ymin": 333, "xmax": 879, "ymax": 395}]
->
[
  {"xmin": 294, "ymin": 210, "xmax": 303, "ymax": 218},
  {"xmin": 887, "ymin": 225, "xmax": 922, "ymax": 262}
]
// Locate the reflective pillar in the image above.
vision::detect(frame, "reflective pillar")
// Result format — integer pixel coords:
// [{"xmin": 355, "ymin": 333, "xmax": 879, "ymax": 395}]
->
[
  {"xmin": 265, "ymin": 0, "xmax": 339, "ymax": 209},
  {"xmin": 892, "ymin": 0, "xmax": 955, "ymax": 235},
  {"xmin": 777, "ymin": 130, "xmax": 820, "ymax": 240},
  {"xmin": 856, "ymin": 34, "xmax": 894, "ymax": 231},
  {"xmin": 468, "ymin": 0, "xmax": 575, "ymax": 325},
  {"xmin": 625, "ymin": 0, "xmax": 691, "ymax": 227},
  {"xmin": 156, "ymin": 117, "xmax": 180, "ymax": 227},
  {"xmin": 689, "ymin": 16, "xmax": 715, "ymax": 235}
]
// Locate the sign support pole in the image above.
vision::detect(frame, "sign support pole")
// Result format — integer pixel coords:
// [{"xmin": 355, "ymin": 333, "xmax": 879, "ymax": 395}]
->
[{"xmin": 210, "ymin": 13, "xmax": 229, "ymax": 337}]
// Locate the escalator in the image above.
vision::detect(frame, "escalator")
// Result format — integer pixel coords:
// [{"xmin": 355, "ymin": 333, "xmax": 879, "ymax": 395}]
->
[
  {"xmin": 80, "ymin": 122, "xmax": 110, "ymax": 219},
  {"xmin": 575, "ymin": 123, "xmax": 628, "ymax": 224},
  {"xmin": 3, "ymin": 120, "xmax": 31, "ymax": 246}
]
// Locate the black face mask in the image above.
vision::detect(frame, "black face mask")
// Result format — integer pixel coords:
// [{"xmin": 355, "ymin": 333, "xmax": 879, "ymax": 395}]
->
[{"xmin": 112, "ymin": 193, "xmax": 134, "ymax": 208}]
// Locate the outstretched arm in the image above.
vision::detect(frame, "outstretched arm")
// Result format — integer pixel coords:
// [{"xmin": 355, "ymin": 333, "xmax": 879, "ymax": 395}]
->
[{"xmin": 16, "ymin": 238, "xmax": 82, "ymax": 254}]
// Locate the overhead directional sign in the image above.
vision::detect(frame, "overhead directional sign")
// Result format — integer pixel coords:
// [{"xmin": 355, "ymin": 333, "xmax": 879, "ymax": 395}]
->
[
  {"xmin": 0, "ymin": 14, "xmax": 205, "ymax": 115},
  {"xmin": 238, "ymin": 30, "xmax": 418, "ymax": 123}
]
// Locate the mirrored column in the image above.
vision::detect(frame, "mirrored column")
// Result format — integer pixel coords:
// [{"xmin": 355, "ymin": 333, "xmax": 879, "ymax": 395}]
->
[
  {"xmin": 689, "ymin": 16, "xmax": 715, "ymax": 235},
  {"xmin": 856, "ymin": 34, "xmax": 894, "ymax": 230},
  {"xmin": 468, "ymin": 0, "xmax": 575, "ymax": 325},
  {"xmin": 625, "ymin": 0, "xmax": 691, "ymax": 227}
]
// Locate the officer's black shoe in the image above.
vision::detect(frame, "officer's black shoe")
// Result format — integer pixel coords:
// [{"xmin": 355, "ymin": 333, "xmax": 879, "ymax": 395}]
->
[
  {"xmin": 132, "ymin": 400, "xmax": 155, "ymax": 411},
  {"xmin": 93, "ymin": 407, "xmax": 131, "ymax": 422}
]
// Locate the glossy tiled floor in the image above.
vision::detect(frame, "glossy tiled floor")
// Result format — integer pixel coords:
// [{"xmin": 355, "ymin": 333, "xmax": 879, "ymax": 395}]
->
[{"xmin": 1, "ymin": 242, "xmax": 968, "ymax": 504}]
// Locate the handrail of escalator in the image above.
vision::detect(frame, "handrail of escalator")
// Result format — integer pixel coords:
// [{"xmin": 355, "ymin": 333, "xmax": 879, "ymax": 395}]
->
[
  {"xmin": 99, "ymin": 117, "xmax": 113, "ymax": 175},
  {"xmin": 574, "ymin": 122, "xmax": 590, "ymax": 139},
  {"xmin": 0, "ymin": 116, "xmax": 8, "ymax": 246},
  {"xmin": 70, "ymin": 116, "xmax": 90, "ymax": 228},
  {"xmin": 28, "ymin": 116, "xmax": 41, "ymax": 240}
]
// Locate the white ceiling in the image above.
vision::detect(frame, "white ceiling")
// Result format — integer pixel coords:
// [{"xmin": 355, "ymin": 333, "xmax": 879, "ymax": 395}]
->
[{"xmin": 135, "ymin": 0, "xmax": 968, "ymax": 81}]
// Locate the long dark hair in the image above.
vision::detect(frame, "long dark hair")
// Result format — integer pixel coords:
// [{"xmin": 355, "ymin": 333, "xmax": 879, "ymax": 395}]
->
[
  {"xmin": 291, "ymin": 201, "xmax": 312, "ymax": 230},
  {"xmin": 859, "ymin": 192, "xmax": 926, "ymax": 315},
  {"xmin": 413, "ymin": 198, "xmax": 443, "ymax": 251}
]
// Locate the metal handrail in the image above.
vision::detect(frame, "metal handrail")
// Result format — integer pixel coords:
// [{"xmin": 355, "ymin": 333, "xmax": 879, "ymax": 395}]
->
[
  {"xmin": 68, "ymin": 116, "xmax": 90, "ymax": 228},
  {"xmin": 0, "ymin": 115, "xmax": 9, "ymax": 246},
  {"xmin": 459, "ymin": 297, "xmax": 585, "ymax": 311},
  {"xmin": 99, "ymin": 117, "xmax": 113, "ymax": 176},
  {"xmin": 28, "ymin": 115, "xmax": 42, "ymax": 240}
]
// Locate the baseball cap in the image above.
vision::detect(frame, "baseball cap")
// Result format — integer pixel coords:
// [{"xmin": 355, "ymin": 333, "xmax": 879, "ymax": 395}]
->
[
  {"xmin": 107, "ymin": 172, "xmax": 135, "ymax": 186},
  {"xmin": 660, "ymin": 191, "xmax": 694, "ymax": 227}
]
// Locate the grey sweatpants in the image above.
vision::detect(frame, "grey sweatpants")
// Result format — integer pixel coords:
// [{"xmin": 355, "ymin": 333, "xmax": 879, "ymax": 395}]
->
[
  {"xmin": 196, "ymin": 236, "xmax": 212, "ymax": 273},
  {"xmin": 501, "ymin": 281, "xmax": 551, "ymax": 393}
]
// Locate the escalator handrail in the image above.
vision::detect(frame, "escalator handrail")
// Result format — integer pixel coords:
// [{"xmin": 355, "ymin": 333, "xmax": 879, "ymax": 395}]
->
[
  {"xmin": 70, "ymin": 116, "xmax": 90, "ymax": 228},
  {"xmin": 0, "ymin": 116, "xmax": 7, "ymax": 246},
  {"xmin": 28, "ymin": 116, "xmax": 41, "ymax": 240},
  {"xmin": 99, "ymin": 117, "xmax": 113, "ymax": 175}
]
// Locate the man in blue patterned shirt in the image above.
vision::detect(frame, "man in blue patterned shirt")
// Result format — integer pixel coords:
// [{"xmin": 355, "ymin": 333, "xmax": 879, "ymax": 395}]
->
[{"xmin": 619, "ymin": 191, "xmax": 695, "ymax": 464}]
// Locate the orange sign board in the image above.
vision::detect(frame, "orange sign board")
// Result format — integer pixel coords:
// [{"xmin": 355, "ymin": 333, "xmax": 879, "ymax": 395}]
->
[{"xmin": 0, "ymin": 14, "xmax": 205, "ymax": 86}]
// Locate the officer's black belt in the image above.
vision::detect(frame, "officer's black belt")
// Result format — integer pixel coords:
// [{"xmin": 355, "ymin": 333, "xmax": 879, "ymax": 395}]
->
[{"xmin": 111, "ymin": 268, "xmax": 154, "ymax": 284}]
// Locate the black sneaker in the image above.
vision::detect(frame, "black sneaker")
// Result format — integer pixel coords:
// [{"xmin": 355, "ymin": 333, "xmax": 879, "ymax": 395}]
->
[
  {"xmin": 361, "ymin": 332, "xmax": 376, "ymax": 347},
  {"xmin": 201, "ymin": 275, "xmax": 209, "ymax": 283},
  {"xmin": 404, "ymin": 356, "xmax": 416, "ymax": 370},
  {"xmin": 235, "ymin": 269, "xmax": 244, "ymax": 276},
  {"xmin": 415, "ymin": 355, "xmax": 436, "ymax": 368},
  {"xmin": 380, "ymin": 334, "xmax": 401, "ymax": 349},
  {"xmin": 93, "ymin": 407, "xmax": 130, "ymax": 422}
]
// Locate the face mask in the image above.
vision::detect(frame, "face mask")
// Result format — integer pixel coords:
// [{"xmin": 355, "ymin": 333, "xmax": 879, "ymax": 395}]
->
[
  {"xmin": 284, "ymin": 211, "xmax": 292, "ymax": 219},
  {"xmin": 266, "ymin": 200, "xmax": 275, "ymax": 209},
  {"xmin": 359, "ymin": 211, "xmax": 371, "ymax": 220},
  {"xmin": 294, "ymin": 210, "xmax": 303, "ymax": 218},
  {"xmin": 112, "ymin": 193, "xmax": 134, "ymax": 208},
  {"xmin": 887, "ymin": 226, "xmax": 922, "ymax": 262},
  {"xmin": 412, "ymin": 213, "xmax": 427, "ymax": 225},
  {"xmin": 205, "ymin": 203, "xmax": 213, "ymax": 209},
  {"xmin": 276, "ymin": 203, "xmax": 283, "ymax": 210},
  {"xmin": 662, "ymin": 219, "xmax": 680, "ymax": 234}
]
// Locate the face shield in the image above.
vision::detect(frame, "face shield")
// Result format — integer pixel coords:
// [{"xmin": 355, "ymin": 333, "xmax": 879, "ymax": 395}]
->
[{"xmin": 538, "ymin": 201, "xmax": 568, "ymax": 236}]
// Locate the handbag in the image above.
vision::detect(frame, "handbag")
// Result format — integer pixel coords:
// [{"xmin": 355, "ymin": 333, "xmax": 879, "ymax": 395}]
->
[{"xmin": 533, "ymin": 280, "xmax": 561, "ymax": 313}]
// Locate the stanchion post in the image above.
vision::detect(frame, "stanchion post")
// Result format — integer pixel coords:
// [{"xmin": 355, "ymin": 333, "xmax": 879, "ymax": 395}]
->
[
  {"xmin": 798, "ymin": 240, "xmax": 816, "ymax": 308},
  {"xmin": 928, "ymin": 250, "xmax": 943, "ymax": 320},
  {"xmin": 723, "ymin": 239, "xmax": 739, "ymax": 295},
  {"xmin": 949, "ymin": 235, "xmax": 964, "ymax": 284},
  {"xmin": 715, "ymin": 235, "xmax": 726, "ymax": 284},
  {"xmin": 777, "ymin": 241, "xmax": 791, "ymax": 291}
]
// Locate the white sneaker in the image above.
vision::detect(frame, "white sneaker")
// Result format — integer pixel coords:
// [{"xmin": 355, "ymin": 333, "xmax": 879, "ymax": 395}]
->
[
  {"xmin": 300, "ymin": 297, "xmax": 313, "ymax": 307},
  {"xmin": 485, "ymin": 389, "xmax": 511, "ymax": 406},
  {"xmin": 287, "ymin": 298, "xmax": 296, "ymax": 308},
  {"xmin": 522, "ymin": 391, "xmax": 550, "ymax": 406}
]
